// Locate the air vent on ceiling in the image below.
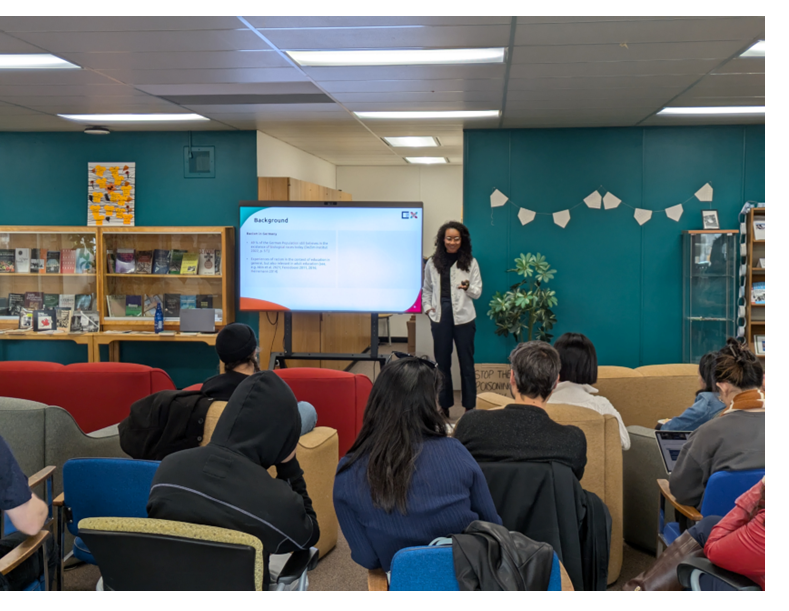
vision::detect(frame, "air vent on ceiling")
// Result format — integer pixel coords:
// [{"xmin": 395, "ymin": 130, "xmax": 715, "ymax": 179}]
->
[{"xmin": 184, "ymin": 146, "xmax": 215, "ymax": 179}]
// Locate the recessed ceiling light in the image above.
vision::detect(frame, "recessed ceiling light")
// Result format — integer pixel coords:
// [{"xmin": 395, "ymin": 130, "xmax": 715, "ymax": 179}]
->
[
  {"xmin": 357, "ymin": 110, "xmax": 499, "ymax": 120},
  {"xmin": 287, "ymin": 48, "xmax": 505, "ymax": 67},
  {"xmin": 740, "ymin": 41, "xmax": 765, "ymax": 57},
  {"xmin": 383, "ymin": 136, "xmax": 440, "ymax": 148},
  {"xmin": 84, "ymin": 126, "xmax": 110, "ymax": 135},
  {"xmin": 58, "ymin": 113, "xmax": 209, "ymax": 123},
  {"xmin": 657, "ymin": 106, "xmax": 765, "ymax": 116},
  {"xmin": 0, "ymin": 54, "xmax": 80, "ymax": 70},
  {"xmin": 405, "ymin": 157, "xmax": 448, "ymax": 164}
]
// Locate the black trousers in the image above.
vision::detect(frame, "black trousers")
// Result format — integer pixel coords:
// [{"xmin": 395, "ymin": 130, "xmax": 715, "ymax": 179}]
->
[
  {"xmin": 0, "ymin": 531, "xmax": 58, "ymax": 591},
  {"xmin": 431, "ymin": 299, "xmax": 476, "ymax": 413}
]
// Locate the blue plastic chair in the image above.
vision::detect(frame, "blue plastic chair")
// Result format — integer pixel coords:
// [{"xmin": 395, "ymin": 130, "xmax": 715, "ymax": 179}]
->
[
  {"xmin": 659, "ymin": 469, "xmax": 764, "ymax": 550},
  {"xmin": 388, "ymin": 545, "xmax": 563, "ymax": 591},
  {"xmin": 56, "ymin": 458, "xmax": 159, "ymax": 589}
]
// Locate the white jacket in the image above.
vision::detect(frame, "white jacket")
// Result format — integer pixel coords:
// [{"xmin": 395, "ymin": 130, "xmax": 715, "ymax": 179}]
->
[
  {"xmin": 422, "ymin": 257, "xmax": 482, "ymax": 325},
  {"xmin": 547, "ymin": 381, "xmax": 631, "ymax": 450}
]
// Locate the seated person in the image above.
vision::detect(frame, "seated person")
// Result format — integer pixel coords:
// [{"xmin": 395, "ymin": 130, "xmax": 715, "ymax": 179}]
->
[
  {"xmin": 147, "ymin": 371, "xmax": 320, "ymax": 589},
  {"xmin": 658, "ymin": 351, "xmax": 725, "ymax": 431},
  {"xmin": 548, "ymin": 332, "xmax": 630, "ymax": 450},
  {"xmin": 454, "ymin": 341, "xmax": 587, "ymax": 480},
  {"xmin": 203, "ymin": 322, "xmax": 317, "ymax": 436},
  {"xmin": 624, "ymin": 477, "xmax": 764, "ymax": 591},
  {"xmin": 333, "ymin": 355, "xmax": 501, "ymax": 574},
  {"xmin": 0, "ymin": 435, "xmax": 56, "ymax": 591},
  {"xmin": 670, "ymin": 338, "xmax": 765, "ymax": 508}
]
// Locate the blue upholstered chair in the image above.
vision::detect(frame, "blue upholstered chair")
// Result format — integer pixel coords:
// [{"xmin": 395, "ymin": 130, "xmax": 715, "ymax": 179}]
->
[
  {"xmin": 54, "ymin": 458, "xmax": 159, "ymax": 589},
  {"xmin": 369, "ymin": 545, "xmax": 569, "ymax": 591},
  {"xmin": 657, "ymin": 469, "xmax": 764, "ymax": 553}
]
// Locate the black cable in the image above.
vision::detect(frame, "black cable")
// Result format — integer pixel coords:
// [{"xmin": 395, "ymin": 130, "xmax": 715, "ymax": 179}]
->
[{"xmin": 267, "ymin": 312, "xmax": 279, "ymax": 366}]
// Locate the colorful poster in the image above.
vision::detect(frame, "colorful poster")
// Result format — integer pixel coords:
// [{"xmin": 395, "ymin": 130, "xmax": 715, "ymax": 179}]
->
[{"xmin": 88, "ymin": 162, "xmax": 135, "ymax": 226}]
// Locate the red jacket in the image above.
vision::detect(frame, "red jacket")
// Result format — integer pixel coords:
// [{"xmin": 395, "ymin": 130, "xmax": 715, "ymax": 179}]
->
[{"xmin": 704, "ymin": 480, "xmax": 765, "ymax": 590}]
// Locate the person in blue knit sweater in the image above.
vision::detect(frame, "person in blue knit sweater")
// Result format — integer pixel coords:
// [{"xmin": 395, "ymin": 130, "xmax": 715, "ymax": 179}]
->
[
  {"xmin": 658, "ymin": 351, "xmax": 726, "ymax": 431},
  {"xmin": 333, "ymin": 355, "xmax": 501, "ymax": 573}
]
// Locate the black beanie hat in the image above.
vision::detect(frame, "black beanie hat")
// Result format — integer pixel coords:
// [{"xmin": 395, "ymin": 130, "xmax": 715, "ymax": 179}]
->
[{"xmin": 216, "ymin": 323, "xmax": 258, "ymax": 364}]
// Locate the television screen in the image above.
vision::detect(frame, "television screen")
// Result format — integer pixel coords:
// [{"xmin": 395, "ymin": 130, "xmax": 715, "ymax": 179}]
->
[{"xmin": 239, "ymin": 201, "xmax": 423, "ymax": 313}]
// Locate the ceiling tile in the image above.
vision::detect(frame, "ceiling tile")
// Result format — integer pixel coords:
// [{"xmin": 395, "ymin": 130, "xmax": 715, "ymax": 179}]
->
[
  {"xmin": 507, "ymin": 74, "xmax": 700, "ymax": 90},
  {"xmin": 0, "ymin": 31, "xmax": 44, "ymax": 52},
  {"xmin": 510, "ymin": 58, "xmax": 718, "ymax": 79},
  {"xmin": 506, "ymin": 87, "xmax": 681, "ymax": 101},
  {"xmin": 0, "ymin": 70, "xmax": 119, "ymax": 85},
  {"xmin": 333, "ymin": 90, "xmax": 502, "ymax": 104},
  {"xmin": 641, "ymin": 114, "xmax": 764, "ymax": 126},
  {"xmin": 58, "ymin": 50, "xmax": 292, "ymax": 71},
  {"xmin": 712, "ymin": 57, "xmax": 765, "ymax": 75},
  {"xmin": 93, "ymin": 68, "xmax": 309, "ymax": 85},
  {"xmin": 244, "ymin": 17, "xmax": 513, "ymax": 28},
  {"xmin": 321, "ymin": 79, "xmax": 504, "ymax": 94},
  {"xmin": 303, "ymin": 64, "xmax": 506, "ymax": 81},
  {"xmin": 135, "ymin": 82, "xmax": 323, "ymax": 96},
  {"xmin": 0, "ymin": 17, "xmax": 243, "ymax": 32},
  {"xmin": 683, "ymin": 73, "xmax": 765, "ymax": 96},
  {"xmin": 511, "ymin": 40, "xmax": 747, "ymax": 63}
]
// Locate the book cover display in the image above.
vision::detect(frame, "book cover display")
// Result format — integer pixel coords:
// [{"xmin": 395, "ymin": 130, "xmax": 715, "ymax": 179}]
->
[
  {"xmin": 169, "ymin": 250, "xmax": 187, "ymax": 274},
  {"xmin": 46, "ymin": 251, "xmax": 61, "ymax": 273},
  {"xmin": 115, "ymin": 249, "xmax": 135, "ymax": 274},
  {"xmin": 61, "ymin": 249, "xmax": 76, "ymax": 273},
  {"xmin": 0, "ymin": 249, "xmax": 14, "ymax": 273},
  {"xmin": 135, "ymin": 250, "xmax": 153, "ymax": 274},
  {"xmin": 55, "ymin": 307, "xmax": 73, "ymax": 331},
  {"xmin": 153, "ymin": 249, "xmax": 170, "ymax": 274},
  {"xmin": 180, "ymin": 253, "xmax": 199, "ymax": 275},
  {"xmin": 751, "ymin": 282, "xmax": 765, "ymax": 305},
  {"xmin": 88, "ymin": 162, "xmax": 135, "ymax": 226},
  {"xmin": 14, "ymin": 249, "xmax": 30, "ymax": 273}
]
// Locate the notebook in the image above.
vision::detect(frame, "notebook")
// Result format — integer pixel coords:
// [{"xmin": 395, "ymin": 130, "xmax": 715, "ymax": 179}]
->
[{"xmin": 654, "ymin": 430, "xmax": 691, "ymax": 474}]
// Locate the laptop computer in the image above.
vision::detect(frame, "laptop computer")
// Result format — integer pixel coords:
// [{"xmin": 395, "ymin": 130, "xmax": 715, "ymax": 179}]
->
[
  {"xmin": 654, "ymin": 430, "xmax": 691, "ymax": 473},
  {"xmin": 180, "ymin": 308, "xmax": 216, "ymax": 333}
]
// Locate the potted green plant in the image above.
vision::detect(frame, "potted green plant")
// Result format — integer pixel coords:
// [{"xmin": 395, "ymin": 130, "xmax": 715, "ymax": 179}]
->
[{"xmin": 487, "ymin": 253, "xmax": 558, "ymax": 342}]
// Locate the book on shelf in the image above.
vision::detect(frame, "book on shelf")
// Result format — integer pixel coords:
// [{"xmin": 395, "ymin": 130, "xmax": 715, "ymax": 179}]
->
[
  {"xmin": 106, "ymin": 294, "xmax": 127, "ymax": 317},
  {"xmin": 0, "ymin": 296, "xmax": 6, "ymax": 316},
  {"xmin": 45, "ymin": 250, "xmax": 60, "ymax": 273},
  {"xmin": 43, "ymin": 293, "xmax": 59, "ymax": 309},
  {"xmin": 7, "ymin": 293, "xmax": 24, "ymax": 316},
  {"xmin": 751, "ymin": 282, "xmax": 765, "ymax": 305},
  {"xmin": 71, "ymin": 310, "xmax": 100, "ymax": 333},
  {"xmin": 143, "ymin": 294, "xmax": 163, "ymax": 317},
  {"xmin": 106, "ymin": 250, "xmax": 116, "ymax": 274},
  {"xmin": 215, "ymin": 250, "xmax": 221, "ymax": 271},
  {"xmin": 75, "ymin": 294, "xmax": 93, "ymax": 310},
  {"xmin": 75, "ymin": 248, "xmax": 95, "ymax": 274},
  {"xmin": 153, "ymin": 249, "xmax": 170, "ymax": 274},
  {"xmin": 753, "ymin": 219, "xmax": 765, "ymax": 241},
  {"xmin": 135, "ymin": 250, "xmax": 153, "ymax": 274},
  {"xmin": 30, "ymin": 249, "xmax": 46, "ymax": 273},
  {"xmin": 14, "ymin": 248, "xmax": 30, "ymax": 273},
  {"xmin": 198, "ymin": 249, "xmax": 216, "ymax": 275},
  {"xmin": 116, "ymin": 248, "xmax": 135, "ymax": 274},
  {"xmin": 18, "ymin": 308, "xmax": 33, "ymax": 330},
  {"xmin": 55, "ymin": 307, "xmax": 73, "ymax": 331},
  {"xmin": 0, "ymin": 249, "xmax": 14, "ymax": 273},
  {"xmin": 169, "ymin": 250, "xmax": 187, "ymax": 275},
  {"xmin": 759, "ymin": 258, "xmax": 765, "ymax": 268},
  {"xmin": 59, "ymin": 294, "xmax": 75, "ymax": 309},
  {"xmin": 196, "ymin": 294, "xmax": 213, "ymax": 309},
  {"xmin": 164, "ymin": 293, "xmax": 181, "ymax": 318},
  {"xmin": 180, "ymin": 294, "xmax": 197, "ymax": 310},
  {"xmin": 214, "ymin": 309, "xmax": 223, "ymax": 323},
  {"xmin": 180, "ymin": 253, "xmax": 199, "ymax": 275},
  {"xmin": 61, "ymin": 249, "xmax": 76, "ymax": 274},
  {"xmin": 24, "ymin": 291, "xmax": 43, "ymax": 310},
  {"xmin": 33, "ymin": 308, "xmax": 56, "ymax": 332},
  {"xmin": 125, "ymin": 295, "xmax": 143, "ymax": 317}
]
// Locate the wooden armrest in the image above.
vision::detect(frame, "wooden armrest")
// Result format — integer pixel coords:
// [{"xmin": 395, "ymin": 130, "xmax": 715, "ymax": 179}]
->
[
  {"xmin": 28, "ymin": 466, "xmax": 56, "ymax": 489},
  {"xmin": 559, "ymin": 560, "xmax": 574, "ymax": 591},
  {"xmin": 0, "ymin": 530, "xmax": 50, "ymax": 576},
  {"xmin": 368, "ymin": 568, "xmax": 389, "ymax": 591},
  {"xmin": 53, "ymin": 493, "xmax": 65, "ymax": 507},
  {"xmin": 657, "ymin": 479, "xmax": 703, "ymax": 521}
]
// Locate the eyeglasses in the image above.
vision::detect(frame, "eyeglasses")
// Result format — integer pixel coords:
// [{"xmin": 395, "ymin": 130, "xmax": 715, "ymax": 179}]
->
[{"xmin": 385, "ymin": 351, "xmax": 438, "ymax": 369}]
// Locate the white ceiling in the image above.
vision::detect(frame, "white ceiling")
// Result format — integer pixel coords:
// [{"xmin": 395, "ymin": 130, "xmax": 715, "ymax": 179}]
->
[{"xmin": 0, "ymin": 16, "xmax": 765, "ymax": 166}]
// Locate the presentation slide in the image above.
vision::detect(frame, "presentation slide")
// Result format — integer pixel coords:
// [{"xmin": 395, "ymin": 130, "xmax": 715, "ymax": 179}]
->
[{"xmin": 239, "ymin": 204, "xmax": 423, "ymax": 313}]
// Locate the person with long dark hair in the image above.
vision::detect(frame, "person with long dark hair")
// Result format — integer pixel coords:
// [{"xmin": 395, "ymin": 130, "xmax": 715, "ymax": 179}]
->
[
  {"xmin": 657, "ymin": 351, "xmax": 726, "ymax": 431},
  {"xmin": 333, "ymin": 356, "xmax": 501, "ymax": 573},
  {"xmin": 422, "ymin": 221, "xmax": 482, "ymax": 416}
]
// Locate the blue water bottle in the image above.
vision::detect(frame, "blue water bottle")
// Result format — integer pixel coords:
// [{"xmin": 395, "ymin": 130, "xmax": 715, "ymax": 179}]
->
[{"xmin": 154, "ymin": 301, "xmax": 164, "ymax": 334}]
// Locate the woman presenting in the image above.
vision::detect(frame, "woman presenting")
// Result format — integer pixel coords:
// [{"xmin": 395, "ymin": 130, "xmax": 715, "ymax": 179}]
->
[{"xmin": 422, "ymin": 221, "xmax": 482, "ymax": 417}]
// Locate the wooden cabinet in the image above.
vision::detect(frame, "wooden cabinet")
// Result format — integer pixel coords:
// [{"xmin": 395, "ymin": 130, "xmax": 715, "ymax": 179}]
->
[{"xmin": 746, "ymin": 208, "xmax": 765, "ymax": 360}]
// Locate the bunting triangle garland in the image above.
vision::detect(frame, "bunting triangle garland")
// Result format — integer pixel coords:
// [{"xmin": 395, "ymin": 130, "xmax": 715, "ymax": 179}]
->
[
  {"xmin": 518, "ymin": 208, "xmax": 536, "ymax": 225},
  {"xmin": 665, "ymin": 204, "xmax": 683, "ymax": 222},
  {"xmin": 553, "ymin": 210, "xmax": 571, "ymax": 228},
  {"xmin": 583, "ymin": 191, "xmax": 602, "ymax": 209}
]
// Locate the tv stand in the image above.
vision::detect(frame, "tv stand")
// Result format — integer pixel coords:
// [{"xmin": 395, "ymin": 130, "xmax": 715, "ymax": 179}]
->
[{"xmin": 268, "ymin": 312, "xmax": 388, "ymax": 369}]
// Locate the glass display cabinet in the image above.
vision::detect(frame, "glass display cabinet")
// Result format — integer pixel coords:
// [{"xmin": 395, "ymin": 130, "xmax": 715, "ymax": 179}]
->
[{"xmin": 682, "ymin": 230, "xmax": 738, "ymax": 363}]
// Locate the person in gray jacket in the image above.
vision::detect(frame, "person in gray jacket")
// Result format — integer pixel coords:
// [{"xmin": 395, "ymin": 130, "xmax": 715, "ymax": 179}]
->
[{"xmin": 669, "ymin": 339, "xmax": 765, "ymax": 508}]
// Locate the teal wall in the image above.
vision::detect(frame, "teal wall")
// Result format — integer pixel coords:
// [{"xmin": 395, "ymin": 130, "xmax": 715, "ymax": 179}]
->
[
  {"xmin": 464, "ymin": 125, "xmax": 765, "ymax": 367},
  {"xmin": 0, "ymin": 130, "xmax": 258, "ymax": 387}
]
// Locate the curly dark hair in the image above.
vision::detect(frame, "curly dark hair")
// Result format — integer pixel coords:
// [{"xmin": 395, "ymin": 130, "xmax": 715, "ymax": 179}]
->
[
  {"xmin": 432, "ymin": 221, "xmax": 472, "ymax": 273},
  {"xmin": 715, "ymin": 337, "xmax": 763, "ymax": 390}
]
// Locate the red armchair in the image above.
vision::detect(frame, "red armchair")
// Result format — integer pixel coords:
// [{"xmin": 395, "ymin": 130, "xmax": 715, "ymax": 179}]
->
[
  {"xmin": 0, "ymin": 361, "xmax": 175, "ymax": 434},
  {"xmin": 186, "ymin": 368, "xmax": 372, "ymax": 457}
]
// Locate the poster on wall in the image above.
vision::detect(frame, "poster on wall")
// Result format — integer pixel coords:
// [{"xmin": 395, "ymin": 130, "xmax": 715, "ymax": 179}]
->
[{"xmin": 87, "ymin": 162, "xmax": 135, "ymax": 226}]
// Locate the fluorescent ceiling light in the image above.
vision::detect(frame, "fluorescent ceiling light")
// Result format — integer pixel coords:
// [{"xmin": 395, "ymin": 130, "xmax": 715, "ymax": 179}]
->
[
  {"xmin": 0, "ymin": 54, "xmax": 80, "ymax": 70},
  {"xmin": 657, "ymin": 106, "xmax": 765, "ymax": 116},
  {"xmin": 287, "ymin": 48, "xmax": 505, "ymax": 67},
  {"xmin": 383, "ymin": 136, "xmax": 440, "ymax": 147},
  {"xmin": 58, "ymin": 113, "xmax": 209, "ymax": 123},
  {"xmin": 740, "ymin": 41, "xmax": 765, "ymax": 57},
  {"xmin": 405, "ymin": 157, "xmax": 448, "ymax": 164},
  {"xmin": 357, "ymin": 110, "xmax": 499, "ymax": 120}
]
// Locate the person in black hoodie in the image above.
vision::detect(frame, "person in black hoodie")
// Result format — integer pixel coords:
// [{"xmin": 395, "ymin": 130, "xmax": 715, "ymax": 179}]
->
[{"xmin": 147, "ymin": 370, "xmax": 320, "ymax": 588}]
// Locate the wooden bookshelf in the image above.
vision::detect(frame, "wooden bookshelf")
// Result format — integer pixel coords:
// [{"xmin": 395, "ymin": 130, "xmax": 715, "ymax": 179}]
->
[
  {"xmin": 746, "ymin": 208, "xmax": 765, "ymax": 359},
  {"xmin": 97, "ymin": 226, "xmax": 235, "ymax": 332}
]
